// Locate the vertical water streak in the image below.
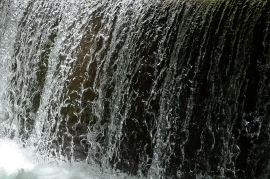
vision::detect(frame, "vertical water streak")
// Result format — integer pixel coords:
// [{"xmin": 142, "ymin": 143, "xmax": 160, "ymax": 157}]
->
[{"xmin": 0, "ymin": 0, "xmax": 29, "ymax": 136}]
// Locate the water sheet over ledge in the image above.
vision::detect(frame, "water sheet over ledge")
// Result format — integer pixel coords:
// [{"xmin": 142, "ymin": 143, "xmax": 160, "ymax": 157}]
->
[{"xmin": 0, "ymin": 0, "xmax": 270, "ymax": 178}]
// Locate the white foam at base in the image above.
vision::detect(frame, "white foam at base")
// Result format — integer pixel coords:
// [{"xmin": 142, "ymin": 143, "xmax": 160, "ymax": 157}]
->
[
  {"xmin": 0, "ymin": 139, "xmax": 99, "ymax": 179},
  {"xmin": 0, "ymin": 139, "xmax": 141, "ymax": 179},
  {"xmin": 0, "ymin": 139, "xmax": 35, "ymax": 175}
]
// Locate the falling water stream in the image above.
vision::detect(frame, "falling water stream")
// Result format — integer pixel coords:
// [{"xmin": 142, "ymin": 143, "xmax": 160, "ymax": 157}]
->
[{"xmin": 0, "ymin": 0, "xmax": 270, "ymax": 178}]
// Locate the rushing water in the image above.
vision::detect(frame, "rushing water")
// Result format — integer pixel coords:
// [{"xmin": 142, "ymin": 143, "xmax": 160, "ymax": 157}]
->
[{"xmin": 0, "ymin": 0, "xmax": 270, "ymax": 178}]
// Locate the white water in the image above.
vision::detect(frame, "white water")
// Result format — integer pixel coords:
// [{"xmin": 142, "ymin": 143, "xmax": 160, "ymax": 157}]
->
[
  {"xmin": 0, "ymin": 139, "xmax": 140, "ymax": 179},
  {"xmin": 0, "ymin": 139, "xmax": 92, "ymax": 179}
]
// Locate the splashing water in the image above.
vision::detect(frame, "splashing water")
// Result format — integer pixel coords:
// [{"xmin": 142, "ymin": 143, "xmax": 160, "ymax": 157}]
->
[
  {"xmin": 0, "ymin": 139, "xmax": 34, "ymax": 176},
  {"xmin": 0, "ymin": 139, "xmax": 139, "ymax": 179}
]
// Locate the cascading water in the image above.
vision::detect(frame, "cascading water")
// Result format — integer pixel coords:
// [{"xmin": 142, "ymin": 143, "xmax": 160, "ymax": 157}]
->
[{"xmin": 0, "ymin": 0, "xmax": 270, "ymax": 178}]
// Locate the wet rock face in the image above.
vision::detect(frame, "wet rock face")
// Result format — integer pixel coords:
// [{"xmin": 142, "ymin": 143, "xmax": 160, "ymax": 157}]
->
[{"xmin": 4, "ymin": 0, "xmax": 270, "ymax": 178}]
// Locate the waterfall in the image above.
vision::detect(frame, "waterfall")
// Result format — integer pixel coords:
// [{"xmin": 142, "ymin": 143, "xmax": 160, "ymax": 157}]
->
[{"xmin": 0, "ymin": 0, "xmax": 270, "ymax": 178}]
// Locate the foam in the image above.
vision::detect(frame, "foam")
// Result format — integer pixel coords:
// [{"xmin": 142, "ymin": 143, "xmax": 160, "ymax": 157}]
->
[
  {"xmin": 0, "ymin": 139, "xmax": 98, "ymax": 179},
  {"xmin": 0, "ymin": 139, "xmax": 140, "ymax": 179},
  {"xmin": 0, "ymin": 139, "xmax": 35, "ymax": 175}
]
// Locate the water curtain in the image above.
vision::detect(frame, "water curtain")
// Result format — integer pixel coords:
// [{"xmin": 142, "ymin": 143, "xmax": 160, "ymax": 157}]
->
[{"xmin": 0, "ymin": 0, "xmax": 270, "ymax": 178}]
